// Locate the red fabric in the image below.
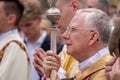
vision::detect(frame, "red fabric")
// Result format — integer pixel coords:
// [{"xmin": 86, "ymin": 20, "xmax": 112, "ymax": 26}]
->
[{"xmin": 43, "ymin": 75, "xmax": 46, "ymax": 80}]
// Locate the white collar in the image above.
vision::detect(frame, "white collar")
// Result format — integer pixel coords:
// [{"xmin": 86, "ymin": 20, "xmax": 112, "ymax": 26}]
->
[
  {"xmin": 0, "ymin": 29, "xmax": 19, "ymax": 41},
  {"xmin": 25, "ymin": 31, "xmax": 47, "ymax": 45},
  {"xmin": 78, "ymin": 47, "xmax": 109, "ymax": 73}
]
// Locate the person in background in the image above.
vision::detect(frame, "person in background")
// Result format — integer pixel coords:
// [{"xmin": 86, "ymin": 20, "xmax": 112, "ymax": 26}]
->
[
  {"xmin": 109, "ymin": 5, "xmax": 116, "ymax": 17},
  {"xmin": 40, "ymin": 19, "xmax": 51, "ymax": 36},
  {"xmin": 115, "ymin": 2, "xmax": 120, "ymax": 17},
  {"xmin": 43, "ymin": 8, "xmax": 113, "ymax": 80},
  {"xmin": 40, "ymin": 18, "xmax": 64, "ymax": 44},
  {"xmin": 19, "ymin": 0, "xmax": 63, "ymax": 80},
  {"xmin": 33, "ymin": 0, "xmax": 85, "ymax": 79},
  {"xmin": 0, "ymin": 0, "xmax": 31, "ymax": 80},
  {"xmin": 86, "ymin": 0, "xmax": 110, "ymax": 15},
  {"xmin": 105, "ymin": 18, "xmax": 120, "ymax": 80}
]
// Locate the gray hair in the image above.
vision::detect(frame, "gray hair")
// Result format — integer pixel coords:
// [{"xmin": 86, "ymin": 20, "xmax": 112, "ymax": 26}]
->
[{"xmin": 76, "ymin": 8, "xmax": 113, "ymax": 43}]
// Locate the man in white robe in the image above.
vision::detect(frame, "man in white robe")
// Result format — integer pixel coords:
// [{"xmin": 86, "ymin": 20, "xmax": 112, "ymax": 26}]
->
[{"xmin": 0, "ymin": 0, "xmax": 31, "ymax": 80}]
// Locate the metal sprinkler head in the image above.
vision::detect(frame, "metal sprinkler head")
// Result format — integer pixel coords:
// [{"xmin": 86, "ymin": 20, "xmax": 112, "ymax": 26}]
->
[{"xmin": 46, "ymin": 7, "xmax": 61, "ymax": 25}]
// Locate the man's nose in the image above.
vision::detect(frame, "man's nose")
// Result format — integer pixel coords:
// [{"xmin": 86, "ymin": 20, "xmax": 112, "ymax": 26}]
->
[{"xmin": 62, "ymin": 30, "xmax": 70, "ymax": 40}]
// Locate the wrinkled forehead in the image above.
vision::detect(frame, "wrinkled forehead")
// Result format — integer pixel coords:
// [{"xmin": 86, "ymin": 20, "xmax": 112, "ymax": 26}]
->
[{"xmin": 69, "ymin": 12, "xmax": 87, "ymax": 27}]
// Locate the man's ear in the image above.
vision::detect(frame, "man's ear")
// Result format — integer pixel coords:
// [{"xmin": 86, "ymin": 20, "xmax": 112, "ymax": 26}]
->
[
  {"xmin": 7, "ymin": 14, "xmax": 16, "ymax": 24},
  {"xmin": 71, "ymin": 0, "xmax": 81, "ymax": 10},
  {"xmin": 37, "ymin": 15, "xmax": 42, "ymax": 23},
  {"xmin": 89, "ymin": 31, "xmax": 100, "ymax": 46}
]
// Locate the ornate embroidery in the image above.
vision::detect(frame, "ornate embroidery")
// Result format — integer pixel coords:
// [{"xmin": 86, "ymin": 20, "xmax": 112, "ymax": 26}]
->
[
  {"xmin": 0, "ymin": 40, "xmax": 29, "ymax": 62},
  {"xmin": 83, "ymin": 68, "xmax": 105, "ymax": 80},
  {"xmin": 0, "ymin": 51, "xmax": 3, "ymax": 61},
  {"xmin": 61, "ymin": 77, "xmax": 74, "ymax": 80}
]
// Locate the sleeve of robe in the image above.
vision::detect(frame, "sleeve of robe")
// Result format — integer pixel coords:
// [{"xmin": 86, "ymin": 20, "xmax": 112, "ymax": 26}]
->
[
  {"xmin": 0, "ymin": 42, "xmax": 31, "ymax": 80},
  {"xmin": 59, "ymin": 46, "xmax": 80, "ymax": 78}
]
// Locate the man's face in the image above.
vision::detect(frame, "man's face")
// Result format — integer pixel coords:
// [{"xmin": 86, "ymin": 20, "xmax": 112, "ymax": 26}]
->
[
  {"xmin": 117, "ymin": 3, "xmax": 120, "ymax": 11},
  {"xmin": 55, "ymin": 0, "xmax": 75, "ymax": 33},
  {"xmin": 63, "ymin": 13, "xmax": 92, "ymax": 62},
  {"xmin": 87, "ymin": 0, "xmax": 99, "ymax": 9},
  {"xmin": 19, "ymin": 18, "xmax": 41, "ymax": 41},
  {"xmin": 0, "ymin": 2, "xmax": 9, "ymax": 34}
]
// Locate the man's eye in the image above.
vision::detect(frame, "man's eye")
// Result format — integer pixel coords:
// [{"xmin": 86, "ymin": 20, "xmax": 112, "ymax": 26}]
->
[{"xmin": 71, "ymin": 27, "xmax": 76, "ymax": 31}]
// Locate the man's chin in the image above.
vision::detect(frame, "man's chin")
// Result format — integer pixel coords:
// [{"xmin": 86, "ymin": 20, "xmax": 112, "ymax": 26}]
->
[{"xmin": 66, "ymin": 50, "xmax": 73, "ymax": 56}]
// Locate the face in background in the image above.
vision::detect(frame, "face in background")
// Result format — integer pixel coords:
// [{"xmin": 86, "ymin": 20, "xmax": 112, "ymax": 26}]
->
[
  {"xmin": 87, "ymin": 0, "xmax": 99, "ymax": 9},
  {"xmin": 116, "ymin": 3, "xmax": 120, "ymax": 17},
  {"xmin": 63, "ymin": 13, "xmax": 93, "ymax": 62},
  {"xmin": 55, "ymin": 0, "xmax": 81, "ymax": 33},
  {"xmin": 109, "ymin": 5, "xmax": 116, "ymax": 16},
  {"xmin": 117, "ymin": 3, "xmax": 120, "ymax": 11},
  {"xmin": 40, "ymin": 19, "xmax": 51, "ymax": 36},
  {"xmin": 19, "ymin": 17, "xmax": 41, "ymax": 42},
  {"xmin": 87, "ymin": 0, "xmax": 110, "ymax": 15},
  {"xmin": 0, "ymin": 1, "xmax": 22, "ymax": 34}
]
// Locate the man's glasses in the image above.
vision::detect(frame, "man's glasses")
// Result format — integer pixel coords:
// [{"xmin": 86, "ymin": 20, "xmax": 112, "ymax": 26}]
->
[{"xmin": 65, "ymin": 26, "xmax": 94, "ymax": 34}]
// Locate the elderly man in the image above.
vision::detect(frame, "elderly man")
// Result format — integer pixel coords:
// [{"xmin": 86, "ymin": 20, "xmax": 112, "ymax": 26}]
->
[
  {"xmin": 33, "ymin": 0, "xmax": 85, "ymax": 79},
  {"xmin": 43, "ymin": 8, "xmax": 113, "ymax": 80}
]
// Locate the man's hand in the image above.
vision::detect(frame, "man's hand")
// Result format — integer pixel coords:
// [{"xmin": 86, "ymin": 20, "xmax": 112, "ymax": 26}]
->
[
  {"xmin": 43, "ymin": 50, "xmax": 61, "ymax": 78},
  {"xmin": 105, "ymin": 57, "xmax": 120, "ymax": 80},
  {"xmin": 33, "ymin": 48, "xmax": 46, "ymax": 76}
]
